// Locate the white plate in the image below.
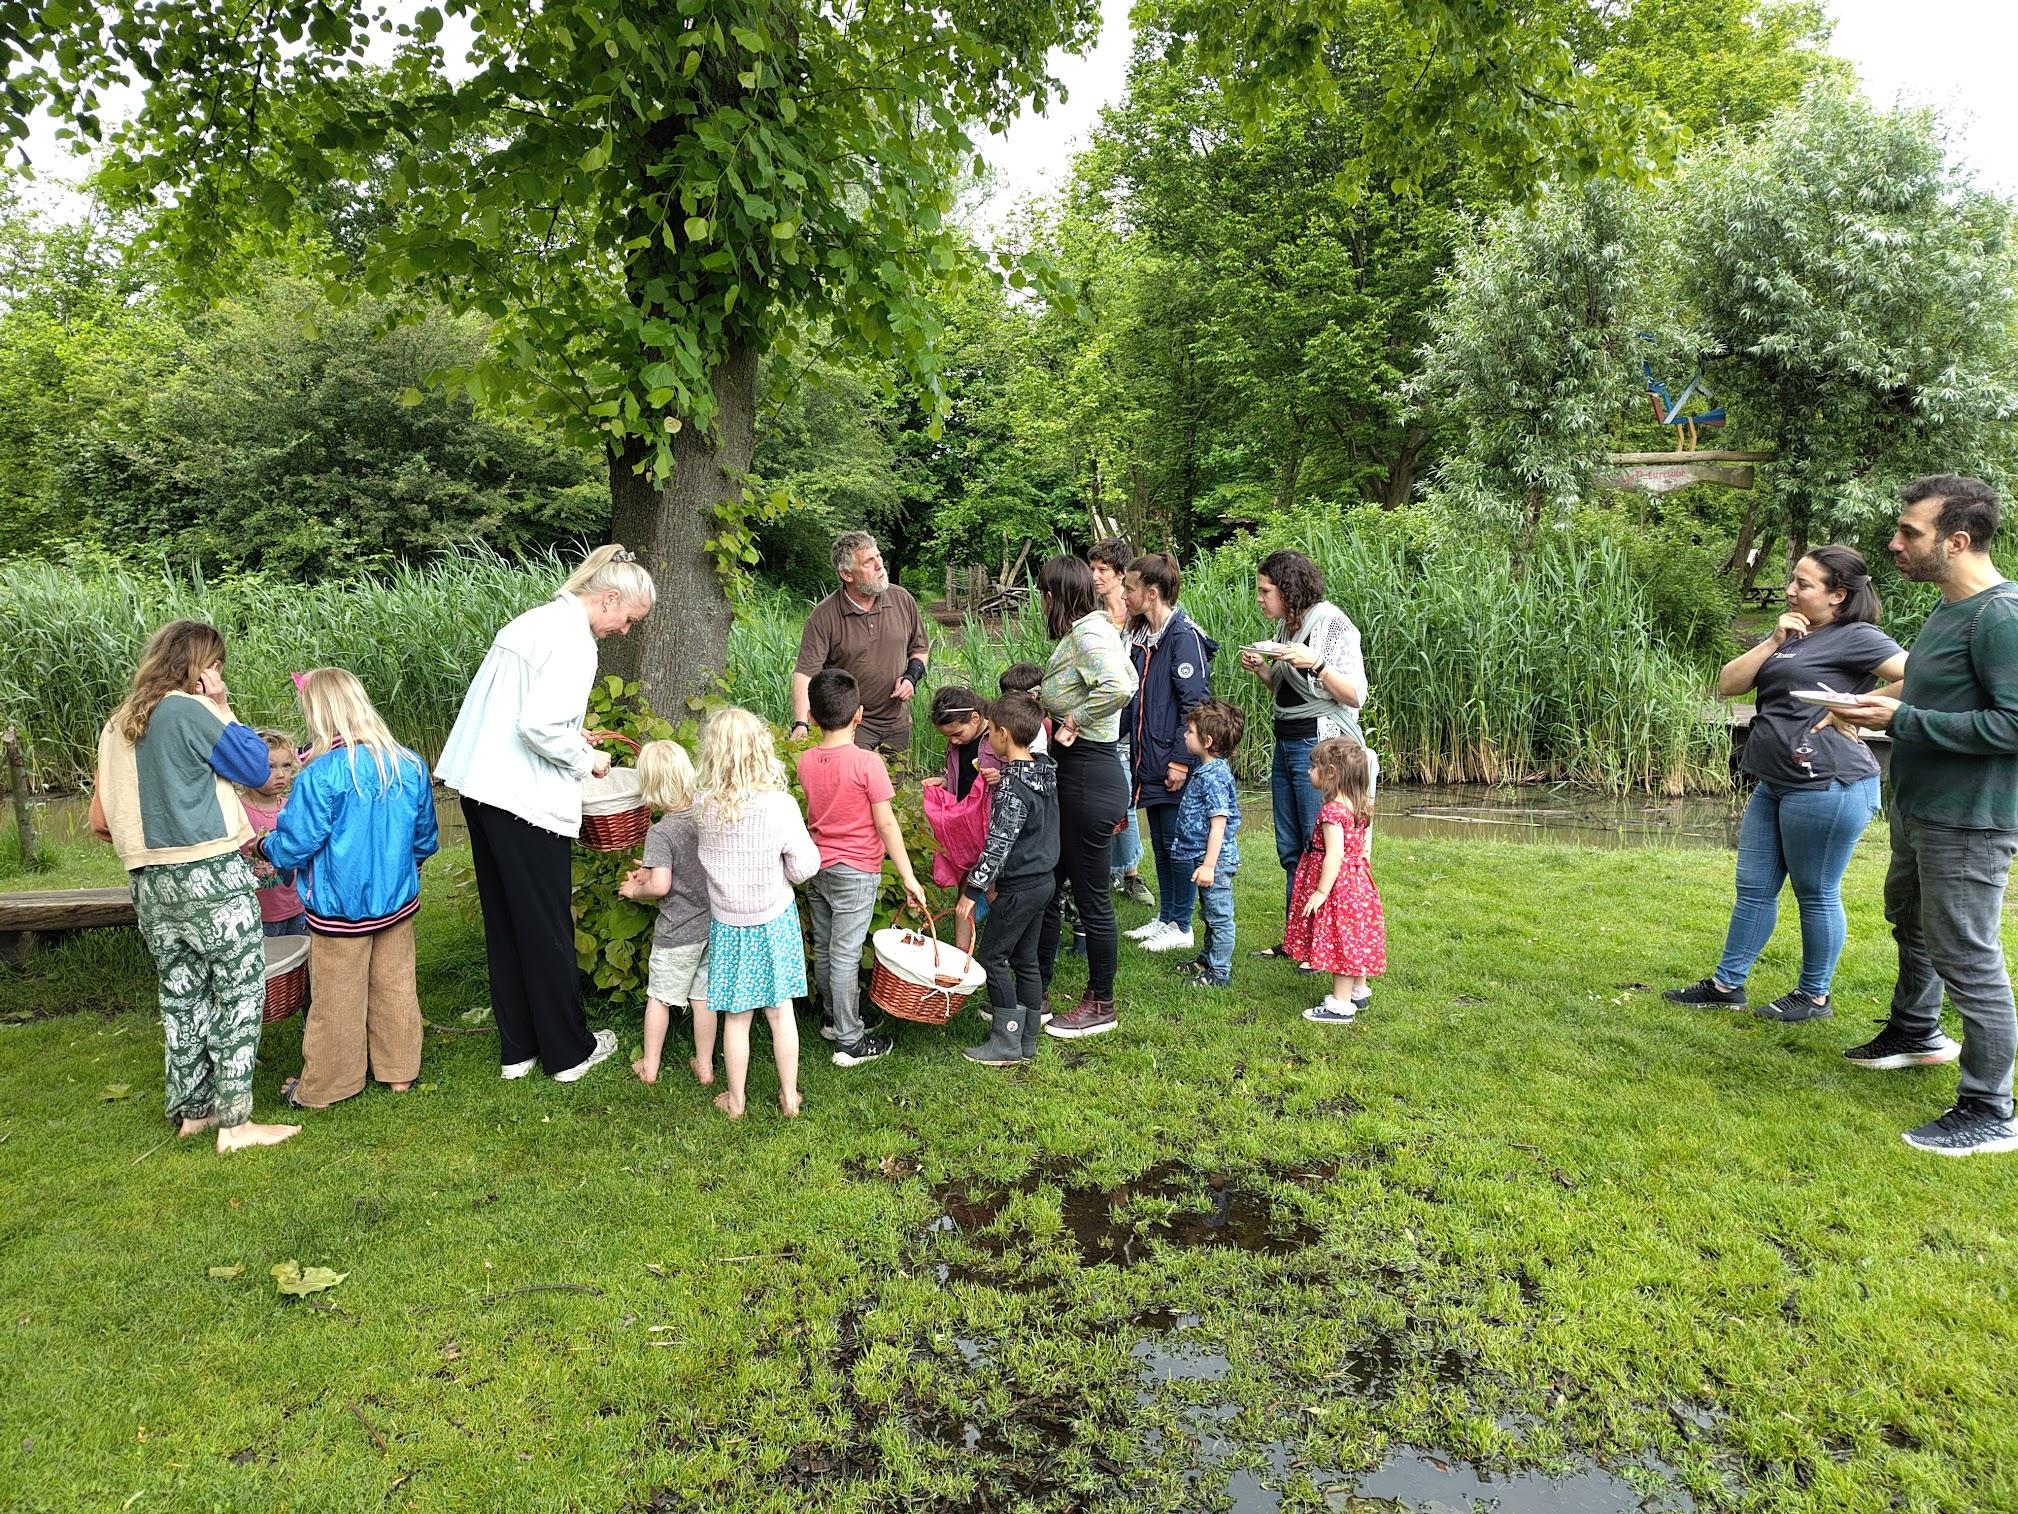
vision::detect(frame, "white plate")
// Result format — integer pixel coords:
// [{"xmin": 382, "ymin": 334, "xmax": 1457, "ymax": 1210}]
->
[
  {"xmin": 1792, "ymin": 689, "xmax": 1861, "ymax": 709},
  {"xmin": 1243, "ymin": 641, "xmax": 1291, "ymax": 659}
]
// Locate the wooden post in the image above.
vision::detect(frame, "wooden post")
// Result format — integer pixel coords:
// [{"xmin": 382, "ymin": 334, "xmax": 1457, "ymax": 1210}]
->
[
  {"xmin": 2, "ymin": 727, "xmax": 35, "ymax": 864},
  {"xmin": 944, "ymin": 564, "xmax": 957, "ymax": 614}
]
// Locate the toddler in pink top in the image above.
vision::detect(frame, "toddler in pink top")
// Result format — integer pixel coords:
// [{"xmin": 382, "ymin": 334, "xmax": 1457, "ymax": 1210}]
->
[{"xmin": 239, "ymin": 729, "xmax": 307, "ymax": 937}]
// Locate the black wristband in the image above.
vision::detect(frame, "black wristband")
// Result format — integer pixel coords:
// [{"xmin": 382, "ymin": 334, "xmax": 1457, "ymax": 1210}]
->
[
  {"xmin": 902, "ymin": 658, "xmax": 926, "ymax": 686},
  {"xmin": 790, "ymin": 719, "xmax": 809, "ymax": 732}
]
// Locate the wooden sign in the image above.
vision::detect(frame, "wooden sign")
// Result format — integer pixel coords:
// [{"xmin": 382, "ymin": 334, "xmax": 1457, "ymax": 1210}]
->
[{"xmin": 1601, "ymin": 462, "xmax": 1755, "ymax": 494}]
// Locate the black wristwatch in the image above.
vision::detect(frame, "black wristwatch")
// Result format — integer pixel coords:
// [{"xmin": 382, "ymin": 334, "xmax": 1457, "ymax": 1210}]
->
[{"xmin": 790, "ymin": 719, "xmax": 809, "ymax": 734}]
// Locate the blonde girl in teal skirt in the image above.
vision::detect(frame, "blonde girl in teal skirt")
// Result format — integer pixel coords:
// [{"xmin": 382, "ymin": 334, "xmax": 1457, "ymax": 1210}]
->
[{"xmin": 693, "ymin": 707, "xmax": 822, "ymax": 1118}]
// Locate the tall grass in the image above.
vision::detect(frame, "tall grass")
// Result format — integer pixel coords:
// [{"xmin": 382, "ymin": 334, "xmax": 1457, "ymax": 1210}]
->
[{"xmin": 0, "ymin": 528, "xmax": 1731, "ymax": 794}]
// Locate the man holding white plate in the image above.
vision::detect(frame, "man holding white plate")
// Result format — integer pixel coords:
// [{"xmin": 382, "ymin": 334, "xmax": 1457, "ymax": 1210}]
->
[{"xmin": 1834, "ymin": 476, "xmax": 2018, "ymax": 1158}]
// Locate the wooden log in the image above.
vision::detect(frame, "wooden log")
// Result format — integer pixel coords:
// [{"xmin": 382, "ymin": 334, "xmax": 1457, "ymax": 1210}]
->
[
  {"xmin": 0, "ymin": 886, "xmax": 137, "ymax": 933},
  {"xmin": 2, "ymin": 727, "xmax": 33, "ymax": 863}
]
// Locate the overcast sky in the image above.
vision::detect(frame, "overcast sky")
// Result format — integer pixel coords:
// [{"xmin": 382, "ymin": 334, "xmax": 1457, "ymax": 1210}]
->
[
  {"xmin": 974, "ymin": 0, "xmax": 2018, "ymax": 221},
  {"xmin": 13, "ymin": 0, "xmax": 2017, "ymax": 222}
]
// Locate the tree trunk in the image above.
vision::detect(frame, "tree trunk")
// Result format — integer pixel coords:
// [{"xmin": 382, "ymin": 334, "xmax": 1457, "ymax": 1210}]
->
[
  {"xmin": 603, "ymin": 342, "xmax": 759, "ymax": 710},
  {"xmin": 1378, "ymin": 425, "xmax": 1428, "ymax": 509},
  {"xmin": 1723, "ymin": 493, "xmax": 1760, "ymax": 582}
]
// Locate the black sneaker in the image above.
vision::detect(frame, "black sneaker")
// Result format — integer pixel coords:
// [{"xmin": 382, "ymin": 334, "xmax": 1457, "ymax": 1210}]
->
[
  {"xmin": 1662, "ymin": 978, "xmax": 1746, "ymax": 1010},
  {"xmin": 1843, "ymin": 1022, "xmax": 1963, "ymax": 1070},
  {"xmin": 1902, "ymin": 1102, "xmax": 2018, "ymax": 1157},
  {"xmin": 1185, "ymin": 974, "xmax": 1230, "ymax": 990},
  {"xmin": 1172, "ymin": 957, "xmax": 1209, "ymax": 978},
  {"xmin": 831, "ymin": 1032, "xmax": 893, "ymax": 1068},
  {"xmin": 1753, "ymin": 990, "xmax": 1831, "ymax": 1023}
]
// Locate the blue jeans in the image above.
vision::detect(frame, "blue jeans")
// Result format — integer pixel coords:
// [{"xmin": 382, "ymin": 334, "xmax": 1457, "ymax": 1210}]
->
[
  {"xmin": 261, "ymin": 915, "xmax": 310, "ymax": 938},
  {"xmin": 1109, "ymin": 741, "xmax": 1144, "ymax": 877},
  {"xmin": 1714, "ymin": 775, "xmax": 1881, "ymax": 998},
  {"xmin": 1196, "ymin": 874, "xmax": 1235, "ymax": 981},
  {"xmin": 806, "ymin": 864, "xmax": 881, "ymax": 1045},
  {"xmin": 1271, "ymin": 733, "xmax": 1325, "ymax": 922},
  {"xmin": 1144, "ymin": 803, "xmax": 1195, "ymax": 928}
]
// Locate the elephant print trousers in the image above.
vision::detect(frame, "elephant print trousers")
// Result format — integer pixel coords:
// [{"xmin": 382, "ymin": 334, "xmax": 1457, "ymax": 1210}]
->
[{"xmin": 132, "ymin": 854, "xmax": 266, "ymax": 1129}]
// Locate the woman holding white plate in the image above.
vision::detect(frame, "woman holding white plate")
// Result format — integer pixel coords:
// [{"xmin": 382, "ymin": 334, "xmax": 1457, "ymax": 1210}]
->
[{"xmin": 1664, "ymin": 545, "xmax": 1905, "ymax": 1024}]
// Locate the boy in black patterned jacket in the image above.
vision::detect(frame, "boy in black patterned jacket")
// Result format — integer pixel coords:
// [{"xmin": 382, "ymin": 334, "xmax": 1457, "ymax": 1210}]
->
[{"xmin": 955, "ymin": 694, "xmax": 1059, "ymax": 1066}]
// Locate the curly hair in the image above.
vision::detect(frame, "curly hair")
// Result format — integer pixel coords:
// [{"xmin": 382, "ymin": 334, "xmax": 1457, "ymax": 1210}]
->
[
  {"xmin": 1257, "ymin": 549, "xmax": 1327, "ymax": 631},
  {"xmin": 113, "ymin": 620, "xmax": 228, "ymax": 743},
  {"xmin": 1184, "ymin": 698, "xmax": 1245, "ymax": 759},
  {"xmin": 636, "ymin": 739, "xmax": 697, "ymax": 812},
  {"xmin": 695, "ymin": 706, "xmax": 786, "ymax": 824}
]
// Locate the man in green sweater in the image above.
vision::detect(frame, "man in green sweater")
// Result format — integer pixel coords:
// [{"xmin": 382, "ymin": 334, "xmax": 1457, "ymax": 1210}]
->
[{"xmin": 1840, "ymin": 476, "xmax": 2018, "ymax": 1156}]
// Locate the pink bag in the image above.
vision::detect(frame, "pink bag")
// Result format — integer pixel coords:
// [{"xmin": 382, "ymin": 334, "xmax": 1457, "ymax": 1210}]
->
[{"xmin": 922, "ymin": 778, "xmax": 991, "ymax": 890}]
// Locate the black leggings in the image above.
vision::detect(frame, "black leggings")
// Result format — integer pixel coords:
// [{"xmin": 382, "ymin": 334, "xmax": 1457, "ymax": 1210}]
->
[
  {"xmin": 462, "ymin": 797, "xmax": 592, "ymax": 1073},
  {"xmin": 1040, "ymin": 737, "xmax": 1129, "ymax": 1000}
]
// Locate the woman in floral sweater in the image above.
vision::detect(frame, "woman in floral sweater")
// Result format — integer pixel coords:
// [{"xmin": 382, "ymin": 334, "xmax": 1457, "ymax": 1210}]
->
[{"xmin": 1034, "ymin": 554, "xmax": 1140, "ymax": 1039}]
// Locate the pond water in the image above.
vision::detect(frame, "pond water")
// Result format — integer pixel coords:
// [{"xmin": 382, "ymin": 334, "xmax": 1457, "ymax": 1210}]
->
[{"xmin": 19, "ymin": 781, "xmax": 1749, "ymax": 854}]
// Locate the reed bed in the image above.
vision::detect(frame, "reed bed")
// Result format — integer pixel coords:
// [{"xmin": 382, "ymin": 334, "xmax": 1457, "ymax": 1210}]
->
[{"xmin": 1, "ymin": 530, "xmax": 1729, "ymax": 794}]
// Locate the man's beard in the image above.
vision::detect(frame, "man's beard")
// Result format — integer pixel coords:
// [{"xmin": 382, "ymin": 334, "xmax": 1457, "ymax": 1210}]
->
[{"xmin": 854, "ymin": 571, "xmax": 889, "ymax": 596}]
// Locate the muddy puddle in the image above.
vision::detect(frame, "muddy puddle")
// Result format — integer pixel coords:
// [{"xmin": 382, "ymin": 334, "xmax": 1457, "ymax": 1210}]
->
[{"xmin": 919, "ymin": 1158, "xmax": 1332, "ymax": 1278}]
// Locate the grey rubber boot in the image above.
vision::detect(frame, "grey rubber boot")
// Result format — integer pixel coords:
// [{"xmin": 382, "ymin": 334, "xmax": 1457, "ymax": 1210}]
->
[
  {"xmin": 1019, "ymin": 1001, "xmax": 1043, "ymax": 1061},
  {"xmin": 963, "ymin": 1003, "xmax": 1025, "ymax": 1066}
]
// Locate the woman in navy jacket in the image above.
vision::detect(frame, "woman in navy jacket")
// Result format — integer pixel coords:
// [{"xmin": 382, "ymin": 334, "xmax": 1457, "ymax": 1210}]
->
[{"xmin": 1121, "ymin": 553, "xmax": 1218, "ymax": 953}]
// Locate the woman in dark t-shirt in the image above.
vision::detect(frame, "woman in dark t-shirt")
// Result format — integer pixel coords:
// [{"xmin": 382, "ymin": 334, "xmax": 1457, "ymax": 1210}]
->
[{"xmin": 1665, "ymin": 547, "xmax": 1906, "ymax": 1023}]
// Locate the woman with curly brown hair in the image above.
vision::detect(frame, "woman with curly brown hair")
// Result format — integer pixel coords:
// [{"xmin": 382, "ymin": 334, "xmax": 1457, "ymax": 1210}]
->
[{"xmin": 1238, "ymin": 548, "xmax": 1373, "ymax": 961}]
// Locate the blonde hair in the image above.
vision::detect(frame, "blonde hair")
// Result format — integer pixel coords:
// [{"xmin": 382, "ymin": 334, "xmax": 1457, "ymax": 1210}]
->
[
  {"xmin": 295, "ymin": 667, "xmax": 421, "ymax": 796},
  {"xmin": 1309, "ymin": 736, "xmax": 1375, "ymax": 817},
  {"xmin": 695, "ymin": 706, "xmax": 784, "ymax": 824},
  {"xmin": 636, "ymin": 739, "xmax": 697, "ymax": 812},
  {"xmin": 257, "ymin": 729, "xmax": 298, "ymax": 757},
  {"xmin": 114, "ymin": 619, "xmax": 227, "ymax": 742},
  {"xmin": 561, "ymin": 544, "xmax": 657, "ymax": 609}
]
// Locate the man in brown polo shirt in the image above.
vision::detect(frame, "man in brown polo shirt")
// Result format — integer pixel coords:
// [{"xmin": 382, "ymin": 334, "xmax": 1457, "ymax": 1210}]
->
[{"xmin": 791, "ymin": 532, "xmax": 930, "ymax": 754}]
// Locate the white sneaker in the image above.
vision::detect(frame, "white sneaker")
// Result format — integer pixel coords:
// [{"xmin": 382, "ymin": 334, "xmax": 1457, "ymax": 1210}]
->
[
  {"xmin": 1125, "ymin": 919, "xmax": 1168, "ymax": 941},
  {"xmin": 1143, "ymin": 927, "xmax": 1194, "ymax": 954},
  {"xmin": 554, "ymin": 1028, "xmax": 618, "ymax": 1083},
  {"xmin": 500, "ymin": 1057, "xmax": 537, "ymax": 1080}
]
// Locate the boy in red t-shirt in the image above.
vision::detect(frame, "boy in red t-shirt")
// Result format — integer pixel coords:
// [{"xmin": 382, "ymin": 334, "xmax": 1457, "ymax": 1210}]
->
[{"xmin": 795, "ymin": 669, "xmax": 927, "ymax": 1067}]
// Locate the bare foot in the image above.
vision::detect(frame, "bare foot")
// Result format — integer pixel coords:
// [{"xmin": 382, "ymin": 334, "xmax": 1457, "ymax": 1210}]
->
[
  {"xmin": 632, "ymin": 1057, "xmax": 660, "ymax": 1084},
  {"xmin": 688, "ymin": 1056, "xmax": 714, "ymax": 1087},
  {"xmin": 216, "ymin": 1120, "xmax": 302, "ymax": 1152},
  {"xmin": 778, "ymin": 1091, "xmax": 804, "ymax": 1119},
  {"xmin": 388, "ymin": 1081, "xmax": 413, "ymax": 1093},
  {"xmin": 177, "ymin": 1114, "xmax": 220, "ymax": 1139},
  {"xmin": 711, "ymin": 1090, "xmax": 745, "ymax": 1119}
]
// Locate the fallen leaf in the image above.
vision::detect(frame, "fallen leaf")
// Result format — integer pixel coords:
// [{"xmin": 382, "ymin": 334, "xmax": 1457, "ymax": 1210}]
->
[
  {"xmin": 458, "ymin": 1005, "xmax": 492, "ymax": 1026},
  {"xmin": 438, "ymin": 1340, "xmax": 462, "ymax": 1362},
  {"xmin": 99, "ymin": 1084, "xmax": 132, "ymax": 1101},
  {"xmin": 643, "ymin": 1262, "xmax": 667, "ymax": 1278},
  {"xmin": 270, "ymin": 1259, "xmax": 349, "ymax": 1297},
  {"xmin": 207, "ymin": 1265, "xmax": 244, "ymax": 1279}
]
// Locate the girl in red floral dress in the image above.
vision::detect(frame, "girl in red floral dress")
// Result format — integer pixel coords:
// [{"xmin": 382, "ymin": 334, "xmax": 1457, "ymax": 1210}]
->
[{"xmin": 1283, "ymin": 737, "xmax": 1385, "ymax": 1025}]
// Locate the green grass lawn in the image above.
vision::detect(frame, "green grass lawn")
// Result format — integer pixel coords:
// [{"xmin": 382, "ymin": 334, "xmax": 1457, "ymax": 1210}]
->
[{"xmin": 3, "ymin": 815, "xmax": 2016, "ymax": 1513}]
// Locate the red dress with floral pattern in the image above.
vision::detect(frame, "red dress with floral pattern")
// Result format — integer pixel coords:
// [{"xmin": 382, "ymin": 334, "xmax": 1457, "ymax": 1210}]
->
[{"xmin": 1283, "ymin": 801, "xmax": 1386, "ymax": 976}]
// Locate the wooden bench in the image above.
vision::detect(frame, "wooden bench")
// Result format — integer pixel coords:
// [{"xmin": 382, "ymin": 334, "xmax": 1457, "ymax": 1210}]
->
[{"xmin": 0, "ymin": 886, "xmax": 136, "ymax": 962}]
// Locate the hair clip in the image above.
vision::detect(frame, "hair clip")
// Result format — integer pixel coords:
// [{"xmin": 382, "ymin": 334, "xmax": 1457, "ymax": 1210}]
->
[
  {"xmin": 612, "ymin": 547, "xmax": 638, "ymax": 564},
  {"xmin": 290, "ymin": 671, "xmax": 310, "ymax": 693}
]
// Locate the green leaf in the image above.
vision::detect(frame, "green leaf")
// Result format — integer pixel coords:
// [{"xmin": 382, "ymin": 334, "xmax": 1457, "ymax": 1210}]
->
[
  {"xmin": 270, "ymin": 1260, "xmax": 349, "ymax": 1297},
  {"xmin": 207, "ymin": 1264, "xmax": 244, "ymax": 1279},
  {"xmin": 771, "ymin": 220, "xmax": 797, "ymax": 241},
  {"xmin": 396, "ymin": 386, "xmax": 424, "ymax": 407},
  {"xmin": 99, "ymin": 1083, "xmax": 131, "ymax": 1101},
  {"xmin": 684, "ymin": 216, "xmax": 709, "ymax": 242}
]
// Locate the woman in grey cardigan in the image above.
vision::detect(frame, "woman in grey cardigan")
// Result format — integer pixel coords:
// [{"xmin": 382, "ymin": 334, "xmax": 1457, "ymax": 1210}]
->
[{"xmin": 1238, "ymin": 549, "xmax": 1373, "ymax": 958}]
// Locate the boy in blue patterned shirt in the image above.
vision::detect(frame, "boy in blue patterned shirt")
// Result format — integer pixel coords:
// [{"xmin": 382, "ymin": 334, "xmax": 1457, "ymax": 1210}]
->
[{"xmin": 1170, "ymin": 699, "xmax": 1244, "ymax": 987}]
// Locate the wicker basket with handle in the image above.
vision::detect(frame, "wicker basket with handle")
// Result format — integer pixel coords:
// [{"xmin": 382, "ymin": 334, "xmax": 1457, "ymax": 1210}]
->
[
  {"xmin": 578, "ymin": 730, "xmax": 650, "ymax": 852},
  {"xmin": 868, "ymin": 908, "xmax": 987, "ymax": 1026},
  {"xmin": 262, "ymin": 935, "xmax": 311, "ymax": 1024}
]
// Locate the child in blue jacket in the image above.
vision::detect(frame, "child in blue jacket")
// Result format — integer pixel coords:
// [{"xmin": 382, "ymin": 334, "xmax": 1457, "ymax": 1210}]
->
[{"xmin": 260, "ymin": 668, "xmax": 440, "ymax": 1110}]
